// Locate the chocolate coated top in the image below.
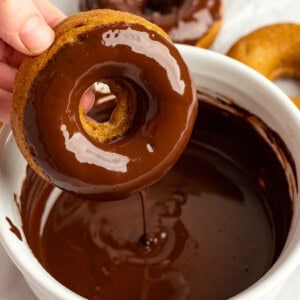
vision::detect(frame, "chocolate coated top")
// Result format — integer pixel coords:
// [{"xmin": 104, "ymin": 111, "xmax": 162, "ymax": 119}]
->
[
  {"xmin": 80, "ymin": 0, "xmax": 222, "ymax": 44},
  {"xmin": 24, "ymin": 23, "xmax": 197, "ymax": 199}
]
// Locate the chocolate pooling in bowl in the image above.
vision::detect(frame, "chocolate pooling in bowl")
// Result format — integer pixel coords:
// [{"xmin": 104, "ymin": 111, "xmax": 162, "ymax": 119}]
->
[{"xmin": 19, "ymin": 89, "xmax": 294, "ymax": 300}]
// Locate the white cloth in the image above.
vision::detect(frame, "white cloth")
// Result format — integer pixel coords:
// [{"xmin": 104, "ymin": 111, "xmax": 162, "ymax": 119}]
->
[{"xmin": 1, "ymin": 0, "xmax": 300, "ymax": 299}]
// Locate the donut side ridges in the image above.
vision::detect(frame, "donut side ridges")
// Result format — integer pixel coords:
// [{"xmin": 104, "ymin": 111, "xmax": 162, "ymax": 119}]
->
[{"xmin": 11, "ymin": 9, "xmax": 171, "ymax": 183}]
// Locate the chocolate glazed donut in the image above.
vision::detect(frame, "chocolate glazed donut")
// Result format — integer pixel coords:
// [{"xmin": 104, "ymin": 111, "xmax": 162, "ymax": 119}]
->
[
  {"xmin": 80, "ymin": 0, "xmax": 223, "ymax": 47},
  {"xmin": 11, "ymin": 10, "xmax": 197, "ymax": 199}
]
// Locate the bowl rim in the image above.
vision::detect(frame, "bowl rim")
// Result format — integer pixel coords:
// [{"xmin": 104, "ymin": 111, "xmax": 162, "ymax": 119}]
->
[{"xmin": 1, "ymin": 44, "xmax": 300, "ymax": 300}]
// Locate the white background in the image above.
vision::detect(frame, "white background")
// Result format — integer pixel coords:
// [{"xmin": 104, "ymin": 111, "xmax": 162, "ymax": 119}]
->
[{"xmin": 0, "ymin": 0, "xmax": 300, "ymax": 299}]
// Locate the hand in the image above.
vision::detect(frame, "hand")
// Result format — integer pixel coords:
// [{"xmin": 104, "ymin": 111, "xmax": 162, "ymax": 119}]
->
[{"xmin": 0, "ymin": 0, "xmax": 65, "ymax": 124}]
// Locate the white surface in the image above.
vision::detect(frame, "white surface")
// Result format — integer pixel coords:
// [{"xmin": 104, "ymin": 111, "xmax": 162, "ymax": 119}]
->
[{"xmin": 1, "ymin": 0, "xmax": 300, "ymax": 299}]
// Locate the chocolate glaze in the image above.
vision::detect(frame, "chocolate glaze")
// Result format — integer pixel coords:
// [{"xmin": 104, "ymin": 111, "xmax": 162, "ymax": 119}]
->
[
  {"xmin": 80, "ymin": 0, "xmax": 222, "ymax": 45},
  {"xmin": 24, "ymin": 23, "xmax": 197, "ymax": 199},
  {"xmin": 20, "ymin": 90, "xmax": 293, "ymax": 300}
]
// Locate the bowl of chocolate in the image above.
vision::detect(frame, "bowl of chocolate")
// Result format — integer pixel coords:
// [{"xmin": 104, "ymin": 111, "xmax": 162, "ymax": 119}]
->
[{"xmin": 1, "ymin": 16, "xmax": 300, "ymax": 300}]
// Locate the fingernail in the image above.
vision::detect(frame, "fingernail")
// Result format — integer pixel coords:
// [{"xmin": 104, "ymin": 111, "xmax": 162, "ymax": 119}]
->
[{"xmin": 20, "ymin": 15, "xmax": 55, "ymax": 55}]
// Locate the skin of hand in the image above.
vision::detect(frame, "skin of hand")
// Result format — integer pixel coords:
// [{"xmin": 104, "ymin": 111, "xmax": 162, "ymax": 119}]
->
[{"xmin": 0, "ymin": 0, "xmax": 65, "ymax": 124}]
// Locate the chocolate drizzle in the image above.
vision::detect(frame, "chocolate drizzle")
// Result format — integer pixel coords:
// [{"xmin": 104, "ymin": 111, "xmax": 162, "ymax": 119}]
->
[
  {"xmin": 80, "ymin": 0, "xmax": 222, "ymax": 44},
  {"xmin": 20, "ymin": 90, "xmax": 294, "ymax": 299},
  {"xmin": 5, "ymin": 217, "xmax": 22, "ymax": 241}
]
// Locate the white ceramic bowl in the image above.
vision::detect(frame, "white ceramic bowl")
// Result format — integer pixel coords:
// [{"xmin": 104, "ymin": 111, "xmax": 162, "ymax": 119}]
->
[{"xmin": 1, "ymin": 45, "xmax": 300, "ymax": 300}]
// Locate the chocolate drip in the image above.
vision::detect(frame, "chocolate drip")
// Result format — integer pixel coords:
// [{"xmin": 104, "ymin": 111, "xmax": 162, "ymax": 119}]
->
[{"xmin": 139, "ymin": 190, "xmax": 148, "ymax": 245}]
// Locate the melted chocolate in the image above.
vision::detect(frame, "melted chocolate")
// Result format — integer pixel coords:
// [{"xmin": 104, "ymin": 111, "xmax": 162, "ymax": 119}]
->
[
  {"xmin": 5, "ymin": 217, "xmax": 22, "ymax": 241},
  {"xmin": 24, "ymin": 23, "xmax": 197, "ymax": 199},
  {"xmin": 80, "ymin": 0, "xmax": 222, "ymax": 45},
  {"xmin": 20, "ymin": 90, "xmax": 293, "ymax": 300}
]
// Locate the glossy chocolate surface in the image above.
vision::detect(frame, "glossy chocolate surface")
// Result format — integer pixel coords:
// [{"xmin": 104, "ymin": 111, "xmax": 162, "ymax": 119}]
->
[
  {"xmin": 24, "ymin": 23, "xmax": 197, "ymax": 198},
  {"xmin": 80, "ymin": 0, "xmax": 222, "ymax": 44},
  {"xmin": 20, "ymin": 91, "xmax": 293, "ymax": 300}
]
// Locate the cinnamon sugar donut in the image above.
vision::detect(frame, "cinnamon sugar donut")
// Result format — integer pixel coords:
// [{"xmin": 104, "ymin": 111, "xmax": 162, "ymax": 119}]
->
[
  {"xmin": 227, "ymin": 23, "xmax": 300, "ymax": 108},
  {"xmin": 80, "ymin": 0, "xmax": 223, "ymax": 48},
  {"xmin": 11, "ymin": 10, "xmax": 197, "ymax": 199}
]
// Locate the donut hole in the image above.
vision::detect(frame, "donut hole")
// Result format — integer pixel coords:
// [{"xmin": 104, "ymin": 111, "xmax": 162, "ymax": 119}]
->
[
  {"xmin": 142, "ymin": 0, "xmax": 184, "ymax": 15},
  {"xmin": 82, "ymin": 82, "xmax": 118, "ymax": 123},
  {"xmin": 79, "ymin": 79, "xmax": 137, "ymax": 144}
]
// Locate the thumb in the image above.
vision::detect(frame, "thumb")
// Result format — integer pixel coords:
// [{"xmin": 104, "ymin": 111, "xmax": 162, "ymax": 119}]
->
[{"xmin": 0, "ymin": 0, "xmax": 55, "ymax": 55}]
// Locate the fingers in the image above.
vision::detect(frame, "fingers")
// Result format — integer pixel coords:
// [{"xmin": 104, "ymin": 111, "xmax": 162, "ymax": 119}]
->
[
  {"xmin": 0, "ymin": 0, "xmax": 66, "ymax": 124},
  {"xmin": 80, "ymin": 87, "xmax": 95, "ymax": 113},
  {"xmin": 0, "ymin": 62, "xmax": 16, "ymax": 124},
  {"xmin": 0, "ymin": 90, "xmax": 12, "ymax": 124},
  {"xmin": 0, "ymin": 40, "xmax": 24, "ymax": 68},
  {"xmin": 0, "ymin": 63, "xmax": 17, "ymax": 92},
  {"xmin": 0, "ymin": 0, "xmax": 54, "ymax": 55},
  {"xmin": 0, "ymin": 0, "xmax": 64, "ymax": 56}
]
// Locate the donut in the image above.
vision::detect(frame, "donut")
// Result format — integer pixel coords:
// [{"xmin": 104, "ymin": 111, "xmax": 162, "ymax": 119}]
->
[
  {"xmin": 11, "ymin": 9, "xmax": 197, "ymax": 199},
  {"xmin": 80, "ymin": 0, "xmax": 223, "ymax": 48},
  {"xmin": 227, "ymin": 23, "xmax": 300, "ymax": 108}
]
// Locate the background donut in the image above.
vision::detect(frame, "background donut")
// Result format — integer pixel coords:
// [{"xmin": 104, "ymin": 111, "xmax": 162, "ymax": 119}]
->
[
  {"xmin": 80, "ymin": 0, "xmax": 223, "ymax": 48},
  {"xmin": 227, "ymin": 23, "xmax": 300, "ymax": 108}
]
